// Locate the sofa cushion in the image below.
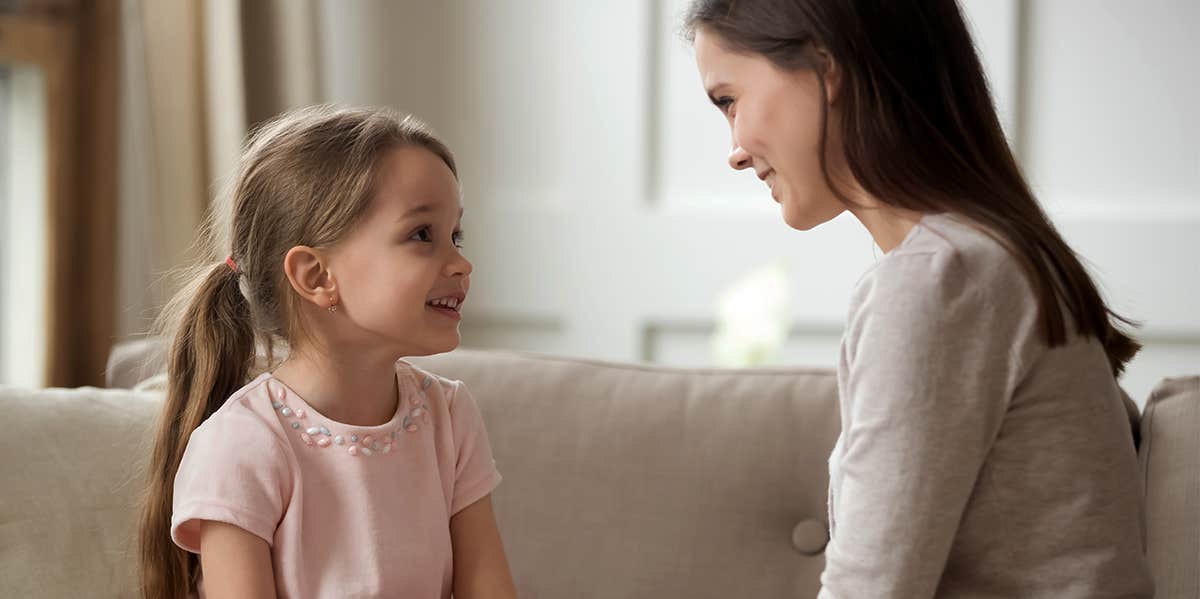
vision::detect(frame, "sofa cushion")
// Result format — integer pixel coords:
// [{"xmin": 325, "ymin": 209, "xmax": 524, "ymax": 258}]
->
[
  {"xmin": 16, "ymin": 342, "xmax": 1200, "ymax": 598},
  {"xmin": 105, "ymin": 337, "xmax": 169, "ymax": 389},
  {"xmin": 409, "ymin": 350, "xmax": 841, "ymax": 599},
  {"xmin": 1139, "ymin": 375, "xmax": 1200, "ymax": 598},
  {"xmin": 0, "ymin": 385, "xmax": 162, "ymax": 598}
]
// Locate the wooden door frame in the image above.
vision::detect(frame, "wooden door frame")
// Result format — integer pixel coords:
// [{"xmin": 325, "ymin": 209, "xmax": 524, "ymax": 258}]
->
[{"xmin": 0, "ymin": 1, "xmax": 118, "ymax": 387}]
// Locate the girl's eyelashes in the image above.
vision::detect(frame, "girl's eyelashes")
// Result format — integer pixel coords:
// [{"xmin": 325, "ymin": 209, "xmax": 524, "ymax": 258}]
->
[
  {"xmin": 407, "ymin": 225, "xmax": 465, "ymax": 248},
  {"xmin": 714, "ymin": 96, "xmax": 734, "ymax": 113},
  {"xmin": 409, "ymin": 226, "xmax": 434, "ymax": 243}
]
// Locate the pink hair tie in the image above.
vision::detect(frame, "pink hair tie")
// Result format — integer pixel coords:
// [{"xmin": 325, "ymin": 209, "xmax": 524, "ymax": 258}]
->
[{"xmin": 225, "ymin": 255, "xmax": 241, "ymax": 274}]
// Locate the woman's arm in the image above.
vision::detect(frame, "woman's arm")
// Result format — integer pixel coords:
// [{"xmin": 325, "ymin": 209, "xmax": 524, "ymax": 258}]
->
[
  {"xmin": 198, "ymin": 520, "xmax": 277, "ymax": 599},
  {"xmin": 451, "ymin": 494, "xmax": 518, "ymax": 599},
  {"xmin": 820, "ymin": 251, "xmax": 1027, "ymax": 598}
]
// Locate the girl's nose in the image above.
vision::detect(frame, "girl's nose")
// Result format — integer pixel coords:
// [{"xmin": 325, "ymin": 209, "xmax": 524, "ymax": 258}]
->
[{"xmin": 447, "ymin": 251, "xmax": 473, "ymax": 277}]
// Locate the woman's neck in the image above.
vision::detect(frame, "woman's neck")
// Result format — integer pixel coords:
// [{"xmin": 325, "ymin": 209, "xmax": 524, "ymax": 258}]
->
[
  {"xmin": 822, "ymin": 159, "xmax": 924, "ymax": 251},
  {"xmin": 852, "ymin": 207, "xmax": 923, "ymax": 253},
  {"xmin": 840, "ymin": 184, "xmax": 925, "ymax": 253},
  {"xmin": 271, "ymin": 344, "xmax": 400, "ymax": 427}
]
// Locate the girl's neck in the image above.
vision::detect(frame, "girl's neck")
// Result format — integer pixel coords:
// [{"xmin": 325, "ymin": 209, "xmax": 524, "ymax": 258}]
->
[{"xmin": 271, "ymin": 345, "xmax": 400, "ymax": 427}]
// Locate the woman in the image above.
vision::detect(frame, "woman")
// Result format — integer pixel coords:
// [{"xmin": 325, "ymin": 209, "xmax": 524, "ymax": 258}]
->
[{"xmin": 684, "ymin": 1, "xmax": 1154, "ymax": 597}]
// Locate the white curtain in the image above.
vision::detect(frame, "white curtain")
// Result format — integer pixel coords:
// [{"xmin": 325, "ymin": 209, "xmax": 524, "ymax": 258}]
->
[{"xmin": 116, "ymin": 0, "xmax": 322, "ymax": 340}]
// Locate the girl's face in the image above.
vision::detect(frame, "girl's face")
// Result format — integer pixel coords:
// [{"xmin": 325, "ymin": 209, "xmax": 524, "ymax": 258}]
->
[
  {"xmin": 328, "ymin": 146, "xmax": 471, "ymax": 357},
  {"xmin": 693, "ymin": 28, "xmax": 847, "ymax": 230}
]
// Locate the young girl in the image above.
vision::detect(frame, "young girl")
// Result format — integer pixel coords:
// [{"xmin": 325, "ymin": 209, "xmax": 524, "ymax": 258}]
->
[
  {"xmin": 685, "ymin": 1, "xmax": 1153, "ymax": 597},
  {"xmin": 138, "ymin": 105, "xmax": 518, "ymax": 599}
]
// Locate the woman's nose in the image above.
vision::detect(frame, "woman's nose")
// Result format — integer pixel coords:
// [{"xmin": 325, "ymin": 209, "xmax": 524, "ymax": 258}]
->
[{"xmin": 728, "ymin": 144, "xmax": 752, "ymax": 170}]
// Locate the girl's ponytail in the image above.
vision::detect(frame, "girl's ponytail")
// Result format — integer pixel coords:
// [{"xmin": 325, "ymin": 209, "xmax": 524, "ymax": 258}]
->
[{"xmin": 137, "ymin": 260, "xmax": 255, "ymax": 598}]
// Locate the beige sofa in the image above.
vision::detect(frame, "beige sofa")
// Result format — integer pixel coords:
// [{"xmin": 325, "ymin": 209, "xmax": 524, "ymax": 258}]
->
[{"xmin": 1, "ymin": 342, "xmax": 1196, "ymax": 598}]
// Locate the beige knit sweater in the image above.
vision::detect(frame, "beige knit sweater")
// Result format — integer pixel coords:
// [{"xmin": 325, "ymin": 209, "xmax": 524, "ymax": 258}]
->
[{"xmin": 820, "ymin": 213, "xmax": 1154, "ymax": 598}]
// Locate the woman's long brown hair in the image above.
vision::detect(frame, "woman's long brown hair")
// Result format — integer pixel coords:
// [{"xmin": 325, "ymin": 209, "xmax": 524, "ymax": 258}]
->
[
  {"xmin": 685, "ymin": 0, "xmax": 1139, "ymax": 375},
  {"xmin": 137, "ymin": 105, "xmax": 456, "ymax": 598}
]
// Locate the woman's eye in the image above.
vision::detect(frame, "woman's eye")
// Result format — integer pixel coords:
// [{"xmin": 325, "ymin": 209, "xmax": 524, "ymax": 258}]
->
[
  {"xmin": 409, "ymin": 227, "xmax": 433, "ymax": 242},
  {"xmin": 715, "ymin": 96, "xmax": 734, "ymax": 112},
  {"xmin": 452, "ymin": 230, "xmax": 465, "ymax": 248}
]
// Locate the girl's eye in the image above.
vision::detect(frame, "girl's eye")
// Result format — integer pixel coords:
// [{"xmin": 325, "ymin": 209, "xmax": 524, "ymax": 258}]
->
[
  {"xmin": 407, "ymin": 226, "xmax": 463, "ymax": 247},
  {"xmin": 409, "ymin": 227, "xmax": 433, "ymax": 242},
  {"xmin": 715, "ymin": 96, "xmax": 734, "ymax": 112}
]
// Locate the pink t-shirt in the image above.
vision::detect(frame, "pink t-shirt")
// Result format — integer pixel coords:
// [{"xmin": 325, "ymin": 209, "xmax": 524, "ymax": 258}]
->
[{"xmin": 171, "ymin": 360, "xmax": 502, "ymax": 598}]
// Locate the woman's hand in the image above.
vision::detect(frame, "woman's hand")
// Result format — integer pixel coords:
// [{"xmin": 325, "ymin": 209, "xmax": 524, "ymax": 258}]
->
[
  {"xmin": 451, "ymin": 494, "xmax": 518, "ymax": 599},
  {"xmin": 198, "ymin": 520, "xmax": 277, "ymax": 599}
]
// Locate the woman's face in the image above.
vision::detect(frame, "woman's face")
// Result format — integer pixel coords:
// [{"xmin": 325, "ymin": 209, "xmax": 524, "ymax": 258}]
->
[{"xmin": 693, "ymin": 28, "xmax": 847, "ymax": 230}]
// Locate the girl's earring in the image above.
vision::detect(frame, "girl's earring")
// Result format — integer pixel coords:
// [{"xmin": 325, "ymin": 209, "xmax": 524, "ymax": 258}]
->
[{"xmin": 328, "ymin": 295, "xmax": 338, "ymax": 313}]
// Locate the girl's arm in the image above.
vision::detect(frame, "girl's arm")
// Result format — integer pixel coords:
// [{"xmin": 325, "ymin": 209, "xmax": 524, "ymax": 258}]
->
[
  {"xmin": 198, "ymin": 520, "xmax": 278, "ymax": 599},
  {"xmin": 451, "ymin": 494, "xmax": 518, "ymax": 599}
]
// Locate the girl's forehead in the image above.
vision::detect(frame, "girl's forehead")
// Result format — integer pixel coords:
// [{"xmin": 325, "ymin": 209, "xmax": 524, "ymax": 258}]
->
[
  {"xmin": 374, "ymin": 192, "xmax": 463, "ymax": 225},
  {"xmin": 374, "ymin": 147, "xmax": 461, "ymax": 215}
]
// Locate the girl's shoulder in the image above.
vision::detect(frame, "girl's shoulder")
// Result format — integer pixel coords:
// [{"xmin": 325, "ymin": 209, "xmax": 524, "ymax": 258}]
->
[
  {"xmin": 191, "ymin": 373, "xmax": 293, "ymax": 450},
  {"xmin": 394, "ymin": 359, "xmax": 469, "ymax": 408}
]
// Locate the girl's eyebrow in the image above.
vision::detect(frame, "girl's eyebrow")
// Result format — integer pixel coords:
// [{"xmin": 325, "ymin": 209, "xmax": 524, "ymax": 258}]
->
[
  {"xmin": 395, "ymin": 204, "xmax": 464, "ymax": 222},
  {"xmin": 396, "ymin": 203, "xmax": 436, "ymax": 221}
]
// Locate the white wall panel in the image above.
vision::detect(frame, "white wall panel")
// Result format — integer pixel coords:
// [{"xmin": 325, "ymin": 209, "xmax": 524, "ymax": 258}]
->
[{"xmin": 317, "ymin": 1, "xmax": 1199, "ymax": 405}]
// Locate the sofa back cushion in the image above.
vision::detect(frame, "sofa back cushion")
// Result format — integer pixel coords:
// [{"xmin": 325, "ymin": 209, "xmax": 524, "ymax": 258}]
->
[
  {"xmin": 410, "ymin": 350, "xmax": 841, "ymax": 598},
  {"xmin": 1139, "ymin": 376, "xmax": 1200, "ymax": 598},
  {"xmin": 0, "ymin": 385, "xmax": 161, "ymax": 598}
]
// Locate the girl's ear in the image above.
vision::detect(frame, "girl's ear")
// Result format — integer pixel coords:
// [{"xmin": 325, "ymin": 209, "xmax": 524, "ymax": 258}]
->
[{"xmin": 283, "ymin": 246, "xmax": 338, "ymax": 310}]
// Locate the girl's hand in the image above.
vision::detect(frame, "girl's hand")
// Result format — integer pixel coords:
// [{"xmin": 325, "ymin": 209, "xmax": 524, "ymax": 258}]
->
[
  {"xmin": 198, "ymin": 520, "xmax": 278, "ymax": 598},
  {"xmin": 451, "ymin": 495, "xmax": 518, "ymax": 599}
]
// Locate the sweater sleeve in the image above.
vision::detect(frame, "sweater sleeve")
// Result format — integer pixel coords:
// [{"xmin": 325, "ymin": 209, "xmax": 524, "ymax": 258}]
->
[{"xmin": 819, "ymin": 249, "xmax": 1032, "ymax": 599}]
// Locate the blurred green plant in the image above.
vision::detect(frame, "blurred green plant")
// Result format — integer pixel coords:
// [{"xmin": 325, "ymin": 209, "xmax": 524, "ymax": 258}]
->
[{"xmin": 712, "ymin": 261, "xmax": 792, "ymax": 367}]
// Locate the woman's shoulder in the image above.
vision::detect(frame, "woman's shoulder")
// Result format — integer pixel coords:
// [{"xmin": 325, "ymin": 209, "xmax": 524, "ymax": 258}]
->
[
  {"xmin": 848, "ymin": 212, "xmax": 1041, "ymax": 345},
  {"xmin": 896, "ymin": 212, "xmax": 1023, "ymax": 275},
  {"xmin": 859, "ymin": 212, "xmax": 1034, "ymax": 306},
  {"xmin": 845, "ymin": 212, "xmax": 1046, "ymax": 374}
]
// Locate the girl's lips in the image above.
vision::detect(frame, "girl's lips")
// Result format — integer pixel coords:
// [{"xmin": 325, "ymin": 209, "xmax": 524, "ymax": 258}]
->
[{"xmin": 427, "ymin": 304, "xmax": 462, "ymax": 321}]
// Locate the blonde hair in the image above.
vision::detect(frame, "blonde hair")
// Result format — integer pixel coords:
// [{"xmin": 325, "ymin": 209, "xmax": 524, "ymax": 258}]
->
[{"xmin": 137, "ymin": 105, "xmax": 455, "ymax": 598}]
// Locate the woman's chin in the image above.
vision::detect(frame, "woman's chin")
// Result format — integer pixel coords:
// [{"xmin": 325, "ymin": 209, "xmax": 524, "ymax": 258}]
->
[{"xmin": 780, "ymin": 199, "xmax": 842, "ymax": 231}]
